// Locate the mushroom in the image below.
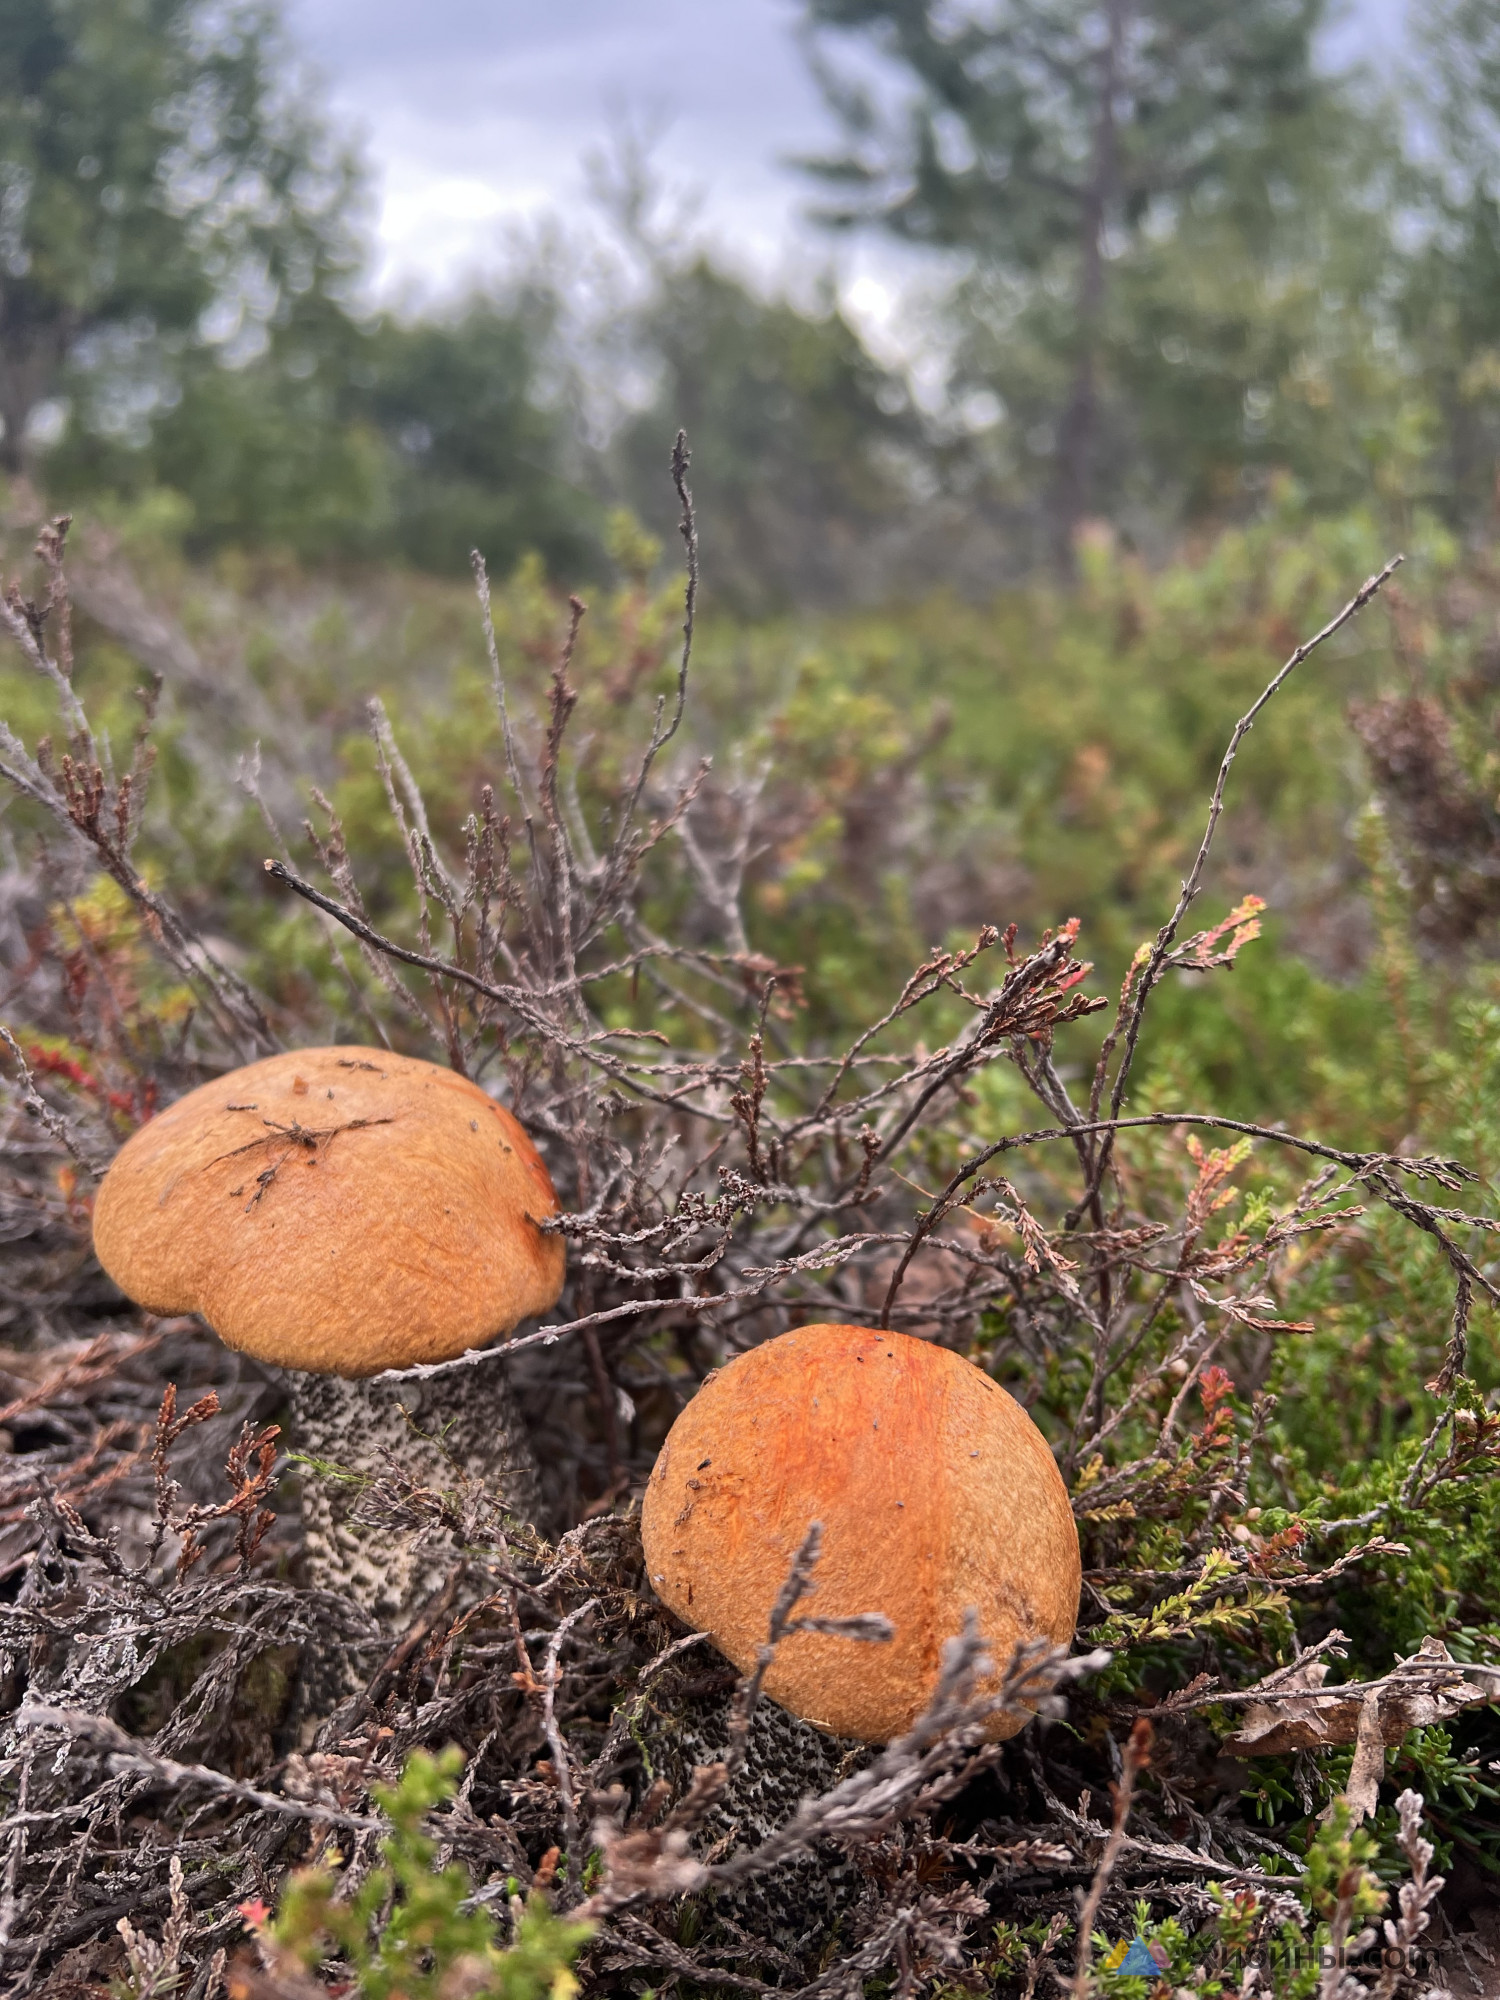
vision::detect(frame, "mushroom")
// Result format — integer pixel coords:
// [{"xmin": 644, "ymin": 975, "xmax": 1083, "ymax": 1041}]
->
[
  {"xmin": 92, "ymin": 1046, "xmax": 564, "ymax": 1642},
  {"xmin": 642, "ymin": 1322, "xmax": 1079, "ymax": 1743}
]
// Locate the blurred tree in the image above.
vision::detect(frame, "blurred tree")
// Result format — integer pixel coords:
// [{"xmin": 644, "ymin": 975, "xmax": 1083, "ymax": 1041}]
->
[
  {"xmin": 614, "ymin": 258, "xmax": 925, "ymax": 608},
  {"xmin": 798, "ymin": 0, "xmax": 1377, "ymax": 561},
  {"xmin": 134, "ymin": 321, "xmax": 391, "ymax": 557},
  {"xmin": 1404, "ymin": 0, "xmax": 1500, "ymax": 528},
  {"xmin": 2, "ymin": 2, "xmax": 597, "ymax": 573},
  {"xmin": 956, "ymin": 103, "xmax": 1425, "ymax": 539},
  {"xmin": 352, "ymin": 295, "xmax": 601, "ymax": 580},
  {"xmin": 120, "ymin": 288, "xmax": 603, "ymax": 570},
  {"xmin": 588, "ymin": 133, "xmax": 928, "ymax": 607},
  {"xmin": 0, "ymin": 0, "xmax": 362, "ymax": 477}
]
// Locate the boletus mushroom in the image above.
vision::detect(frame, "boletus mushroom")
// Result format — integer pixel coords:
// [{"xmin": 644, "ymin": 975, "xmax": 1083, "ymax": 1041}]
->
[
  {"xmin": 642, "ymin": 1322, "xmax": 1079, "ymax": 1744},
  {"xmin": 92, "ymin": 1046, "xmax": 564, "ymax": 1641}
]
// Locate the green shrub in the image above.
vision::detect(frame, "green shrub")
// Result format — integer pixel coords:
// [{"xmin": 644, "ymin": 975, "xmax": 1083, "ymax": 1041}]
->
[{"xmin": 249, "ymin": 1749, "xmax": 592, "ymax": 2000}]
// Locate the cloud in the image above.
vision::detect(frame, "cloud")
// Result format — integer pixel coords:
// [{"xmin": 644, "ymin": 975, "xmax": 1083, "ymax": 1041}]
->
[{"xmin": 284, "ymin": 0, "xmax": 837, "ymax": 293}]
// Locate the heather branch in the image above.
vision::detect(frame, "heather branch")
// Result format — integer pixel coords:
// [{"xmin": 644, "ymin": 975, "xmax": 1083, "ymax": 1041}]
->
[
  {"xmin": 0, "ymin": 1025, "xmax": 109, "ymax": 1176},
  {"xmin": 11, "ymin": 1707, "xmax": 387, "ymax": 1836},
  {"xmin": 262, "ymin": 859, "xmax": 711, "ymax": 1099},
  {"xmin": 0, "ymin": 538, "xmax": 275, "ymax": 1055},
  {"xmin": 1070, "ymin": 1717, "xmax": 1153, "ymax": 1997},
  {"xmin": 1085, "ymin": 556, "xmax": 1403, "ymax": 1206},
  {"xmin": 725, "ymin": 1523, "xmax": 894, "ymax": 1777},
  {"xmin": 369, "ymin": 1228, "xmax": 906, "ymax": 1383},
  {"xmin": 708, "ymin": 1626, "xmax": 1109, "ymax": 1887},
  {"xmin": 584, "ymin": 432, "xmax": 700, "ymax": 939},
  {"xmin": 541, "ymin": 1596, "xmax": 600, "ymax": 1884},
  {"xmin": 471, "ymin": 548, "xmax": 533, "ymax": 827},
  {"xmin": 1369, "ymin": 1790, "xmax": 1444, "ymax": 2000}
]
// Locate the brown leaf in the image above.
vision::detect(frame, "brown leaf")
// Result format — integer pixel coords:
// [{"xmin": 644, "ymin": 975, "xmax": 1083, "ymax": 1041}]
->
[
  {"xmin": 1224, "ymin": 1638, "xmax": 1496, "ymax": 1757},
  {"xmin": 1343, "ymin": 1689, "xmax": 1386, "ymax": 1822}
]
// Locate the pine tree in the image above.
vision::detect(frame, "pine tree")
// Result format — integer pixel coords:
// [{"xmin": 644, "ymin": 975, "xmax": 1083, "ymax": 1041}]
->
[
  {"xmin": 1406, "ymin": 0, "xmax": 1500, "ymax": 523},
  {"xmin": 799, "ymin": 0, "xmax": 1354, "ymax": 560}
]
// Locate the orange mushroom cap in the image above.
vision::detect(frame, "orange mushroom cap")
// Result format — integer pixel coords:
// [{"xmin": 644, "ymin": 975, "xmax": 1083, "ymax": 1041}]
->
[
  {"xmin": 92, "ymin": 1046, "xmax": 565, "ymax": 1375},
  {"xmin": 642, "ymin": 1322, "xmax": 1080, "ymax": 1743}
]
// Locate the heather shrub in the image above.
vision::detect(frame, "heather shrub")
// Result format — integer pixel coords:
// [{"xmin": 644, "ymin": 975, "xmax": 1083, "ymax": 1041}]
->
[{"xmin": 0, "ymin": 477, "xmax": 1492, "ymax": 1991}]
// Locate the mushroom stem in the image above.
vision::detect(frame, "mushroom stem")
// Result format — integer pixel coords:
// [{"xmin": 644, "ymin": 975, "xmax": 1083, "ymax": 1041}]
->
[
  {"xmin": 288, "ymin": 1365, "xmax": 542, "ymax": 1719},
  {"xmin": 648, "ymin": 1659, "xmax": 873, "ymax": 1943}
]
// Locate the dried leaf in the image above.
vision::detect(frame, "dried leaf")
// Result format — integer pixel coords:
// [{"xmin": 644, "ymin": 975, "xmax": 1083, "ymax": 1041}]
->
[{"xmin": 1224, "ymin": 1638, "xmax": 1497, "ymax": 1757}]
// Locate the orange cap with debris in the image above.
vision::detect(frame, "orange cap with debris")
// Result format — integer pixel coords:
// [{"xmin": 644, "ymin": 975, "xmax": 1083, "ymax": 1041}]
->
[
  {"xmin": 92, "ymin": 1046, "xmax": 565, "ymax": 1375},
  {"xmin": 642, "ymin": 1322, "xmax": 1080, "ymax": 1743}
]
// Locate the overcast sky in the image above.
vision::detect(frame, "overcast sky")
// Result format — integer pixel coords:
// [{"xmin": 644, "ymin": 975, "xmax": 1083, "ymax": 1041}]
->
[{"xmin": 282, "ymin": 0, "xmax": 1410, "ymax": 321}]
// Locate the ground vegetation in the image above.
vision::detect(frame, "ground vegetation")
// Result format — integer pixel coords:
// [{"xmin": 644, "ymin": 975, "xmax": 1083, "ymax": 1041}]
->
[{"xmin": 0, "ymin": 460, "xmax": 1499, "ymax": 1992}]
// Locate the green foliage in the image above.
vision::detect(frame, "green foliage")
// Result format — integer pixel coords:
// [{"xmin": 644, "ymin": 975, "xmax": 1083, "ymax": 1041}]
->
[
  {"xmin": 0, "ymin": 0, "xmax": 361, "ymax": 481},
  {"xmin": 1299, "ymin": 1804, "xmax": 1386, "ymax": 1925},
  {"xmin": 350, "ymin": 295, "xmax": 603, "ymax": 581},
  {"xmin": 11, "ymin": 480, "xmax": 1500, "ymax": 1922},
  {"xmin": 615, "ymin": 256, "xmax": 922, "ymax": 610},
  {"xmin": 798, "ymin": 0, "xmax": 1388, "ymax": 546},
  {"xmin": 7, "ymin": 465, "xmax": 1500, "ymax": 1985},
  {"xmin": 1069, "ymin": 1846, "xmax": 1386, "ymax": 2000},
  {"xmin": 137, "ymin": 329, "xmax": 390, "ymax": 559},
  {"xmin": 259, "ymin": 1748, "xmax": 592, "ymax": 1999},
  {"xmin": 1088, "ymin": 1548, "xmax": 1292, "ymax": 1657},
  {"xmin": 1090, "ymin": 1902, "xmax": 1191, "ymax": 1996},
  {"xmin": 0, "ymin": 484, "xmax": 1447, "ymax": 1068}
]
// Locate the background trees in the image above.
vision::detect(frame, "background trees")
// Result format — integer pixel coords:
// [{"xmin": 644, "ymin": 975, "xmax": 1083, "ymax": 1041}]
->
[
  {"xmin": 611, "ymin": 259, "xmax": 925, "ymax": 609},
  {"xmin": 1400, "ymin": 0, "xmax": 1500, "ymax": 524},
  {"xmin": 799, "ymin": 0, "xmax": 1359, "ymax": 561},
  {"xmin": 12, "ymin": 0, "xmax": 1500, "ymax": 597},
  {"xmin": 0, "ymin": 0, "xmax": 359, "ymax": 477},
  {"xmin": 349, "ymin": 295, "xmax": 599, "ymax": 582}
]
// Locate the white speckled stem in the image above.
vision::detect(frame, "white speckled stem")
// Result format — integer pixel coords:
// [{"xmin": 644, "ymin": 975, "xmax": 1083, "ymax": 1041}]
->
[{"xmin": 287, "ymin": 1364, "xmax": 541, "ymax": 1717}]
